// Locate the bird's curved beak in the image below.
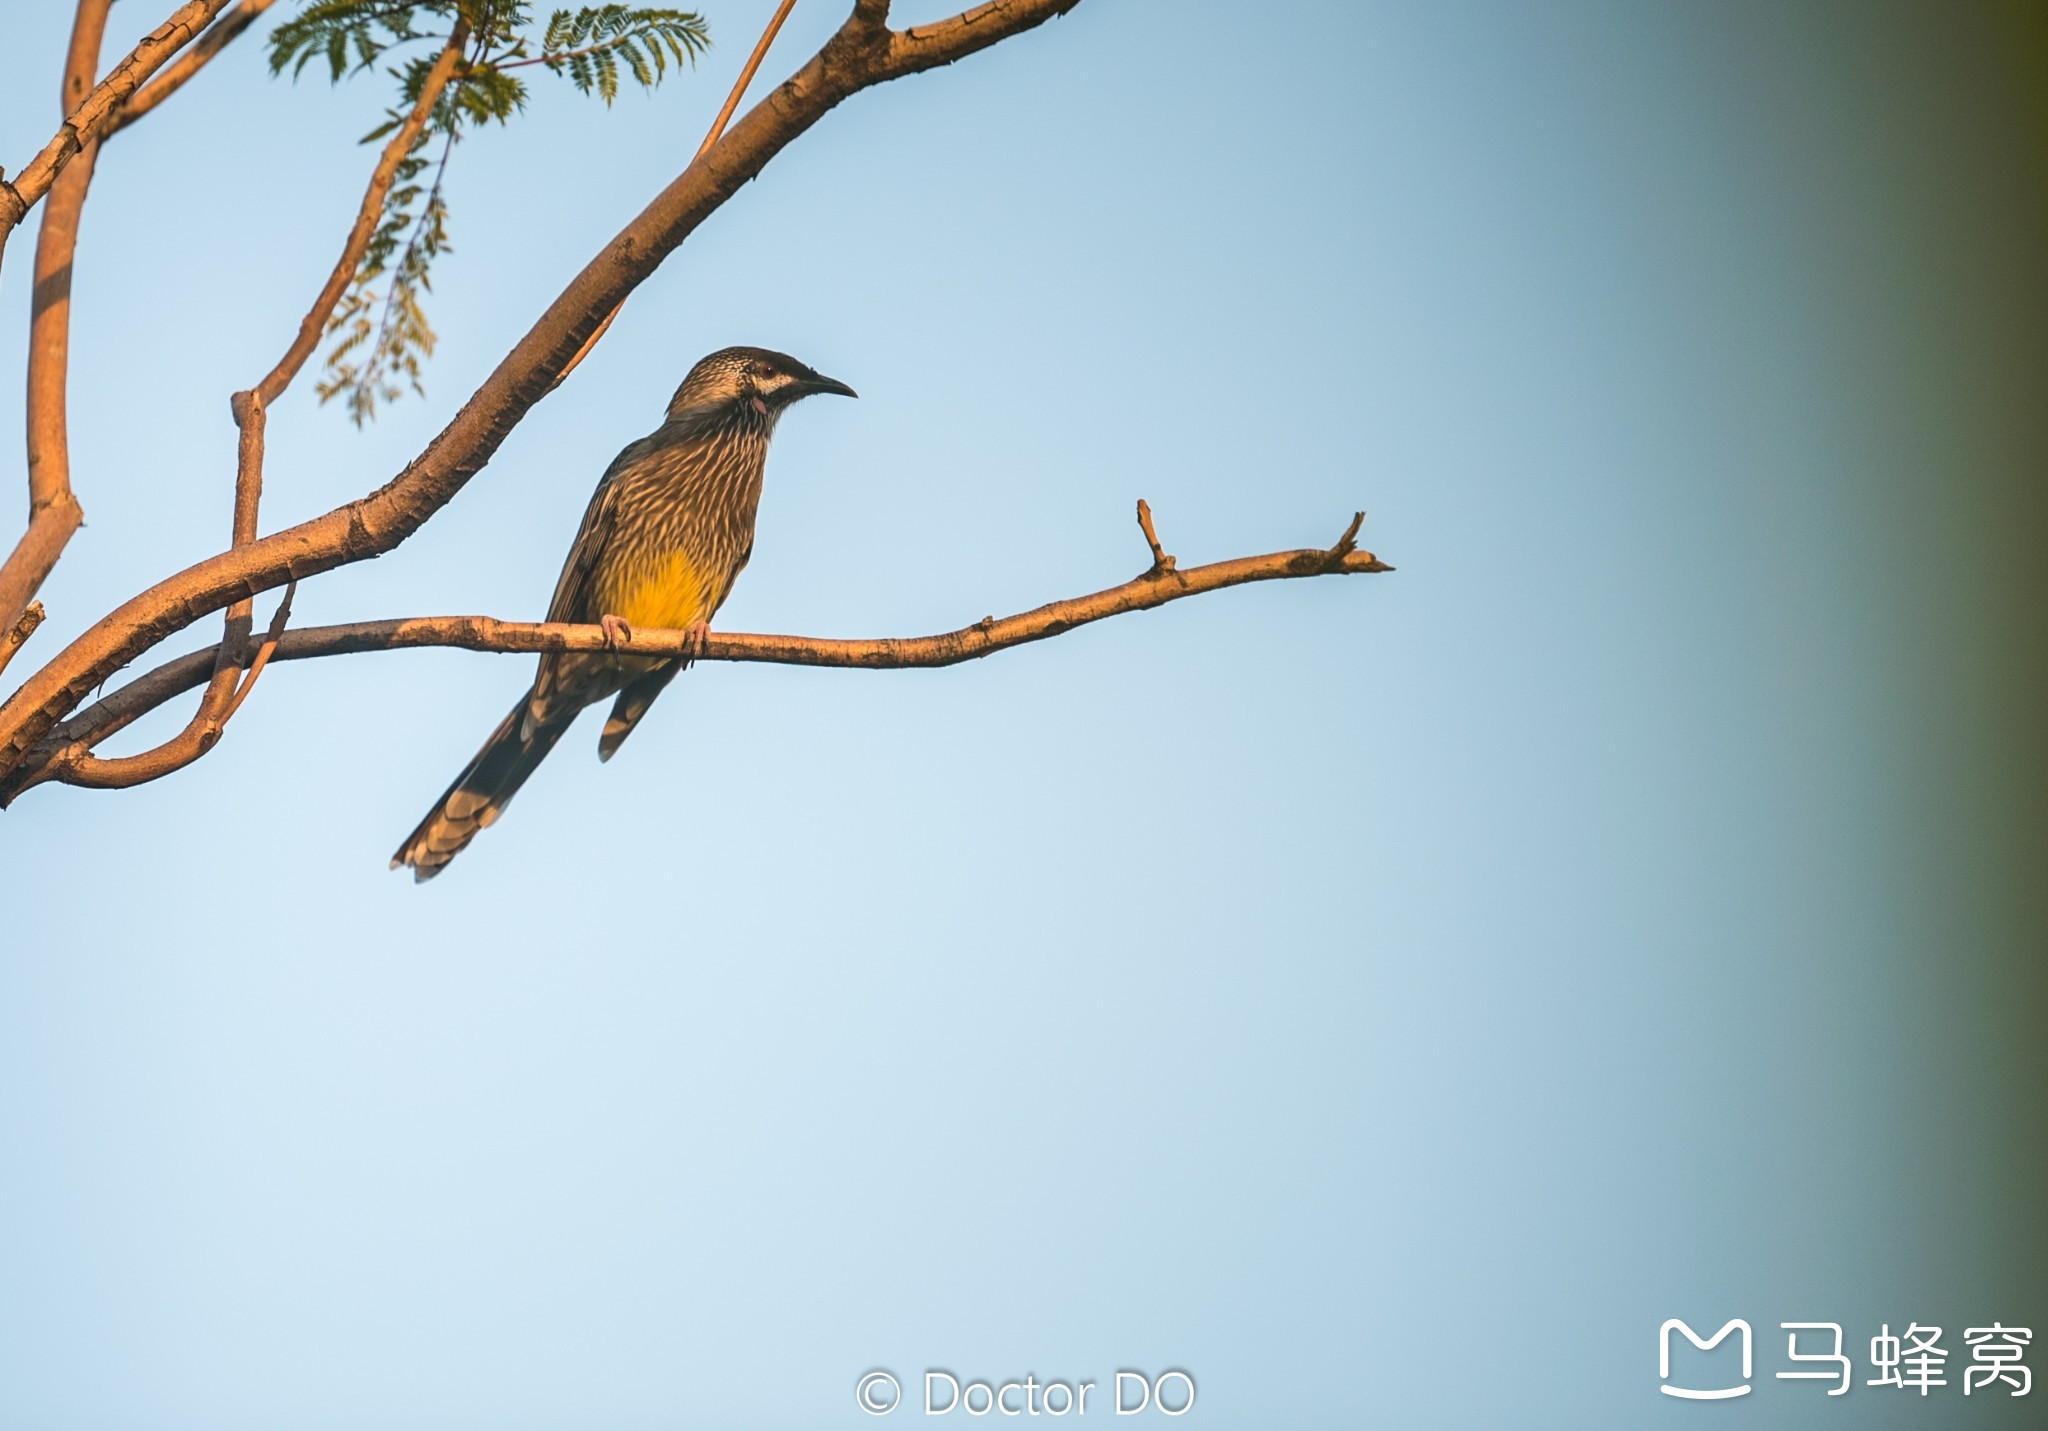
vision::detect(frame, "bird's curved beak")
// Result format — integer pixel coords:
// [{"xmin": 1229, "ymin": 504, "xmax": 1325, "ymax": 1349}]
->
[{"xmin": 801, "ymin": 370, "xmax": 858, "ymax": 399}]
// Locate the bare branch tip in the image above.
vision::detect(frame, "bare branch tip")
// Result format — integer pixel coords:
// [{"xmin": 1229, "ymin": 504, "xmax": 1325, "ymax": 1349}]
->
[
  {"xmin": 6, "ymin": 600, "xmax": 45, "ymax": 643},
  {"xmin": 1135, "ymin": 498, "xmax": 1177, "ymax": 578},
  {"xmin": 1320, "ymin": 511, "xmax": 1367, "ymax": 568},
  {"xmin": 0, "ymin": 601, "xmax": 48, "ymax": 679}
]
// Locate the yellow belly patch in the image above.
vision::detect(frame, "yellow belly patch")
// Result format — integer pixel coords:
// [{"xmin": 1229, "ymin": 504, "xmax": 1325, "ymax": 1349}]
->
[{"xmin": 608, "ymin": 551, "xmax": 715, "ymax": 631}]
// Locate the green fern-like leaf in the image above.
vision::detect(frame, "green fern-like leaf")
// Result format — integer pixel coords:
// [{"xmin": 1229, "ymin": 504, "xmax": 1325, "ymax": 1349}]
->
[
  {"xmin": 274, "ymin": 0, "xmax": 710, "ymax": 420},
  {"xmin": 270, "ymin": 0, "xmax": 447, "ymax": 80},
  {"xmin": 534, "ymin": 7, "xmax": 709, "ymax": 105}
]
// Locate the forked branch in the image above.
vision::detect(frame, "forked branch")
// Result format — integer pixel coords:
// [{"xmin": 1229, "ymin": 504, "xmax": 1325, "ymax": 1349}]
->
[
  {"xmin": 105, "ymin": 0, "xmax": 282, "ymax": 137},
  {"xmin": 0, "ymin": 0, "xmax": 233, "ymax": 260},
  {"xmin": 0, "ymin": 0, "xmax": 1087, "ymax": 783},
  {"xmin": 29, "ymin": 0, "xmax": 464, "ymax": 793}
]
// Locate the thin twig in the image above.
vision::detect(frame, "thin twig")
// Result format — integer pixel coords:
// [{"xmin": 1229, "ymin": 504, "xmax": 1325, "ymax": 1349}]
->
[
  {"xmin": 219, "ymin": 579, "xmax": 296, "ymax": 724},
  {"xmin": 697, "ymin": 0, "xmax": 802, "ymax": 163},
  {"xmin": 1324, "ymin": 511, "xmax": 1364, "ymax": 567},
  {"xmin": 105, "ymin": 0, "xmax": 281, "ymax": 137},
  {"xmin": 3, "ymin": 509, "xmax": 1388, "ymax": 801},
  {"xmin": 548, "ymin": 0, "xmax": 801, "ymax": 393},
  {"xmin": 1135, "ymin": 498, "xmax": 1176, "ymax": 577},
  {"xmin": 0, "ymin": 0, "xmax": 233, "ymax": 259}
]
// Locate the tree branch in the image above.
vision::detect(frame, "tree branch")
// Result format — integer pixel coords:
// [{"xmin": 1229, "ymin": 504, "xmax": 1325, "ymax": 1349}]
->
[
  {"xmin": 42, "ymin": 626, "xmax": 245, "ymax": 791},
  {"xmin": 9, "ymin": 21, "xmax": 466, "ymax": 792},
  {"xmin": 0, "ymin": 0, "xmax": 1086, "ymax": 782},
  {"xmin": 0, "ymin": 0, "xmax": 234, "ymax": 271},
  {"xmin": 37, "ymin": 395, "xmax": 277, "ymax": 792},
  {"xmin": 1, "ymin": 509, "xmax": 1389, "ymax": 804},
  {"xmin": 0, "ymin": 0, "xmax": 116, "ymax": 634},
  {"xmin": 104, "ymin": 0, "xmax": 282, "ymax": 138}
]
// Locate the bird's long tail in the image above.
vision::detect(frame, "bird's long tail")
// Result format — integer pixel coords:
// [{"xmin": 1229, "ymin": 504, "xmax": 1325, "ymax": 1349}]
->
[{"xmin": 391, "ymin": 691, "xmax": 568, "ymax": 881}]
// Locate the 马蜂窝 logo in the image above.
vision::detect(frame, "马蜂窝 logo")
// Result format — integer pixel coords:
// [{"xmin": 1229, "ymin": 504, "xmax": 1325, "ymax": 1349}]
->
[
  {"xmin": 1657, "ymin": 1318, "xmax": 2031, "ymax": 1402},
  {"xmin": 1660, "ymin": 1319, "xmax": 1752, "ymax": 1400}
]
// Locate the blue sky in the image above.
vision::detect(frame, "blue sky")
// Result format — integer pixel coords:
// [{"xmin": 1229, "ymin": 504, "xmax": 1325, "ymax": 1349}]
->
[{"xmin": 2, "ymin": 2, "xmax": 2043, "ymax": 1427}]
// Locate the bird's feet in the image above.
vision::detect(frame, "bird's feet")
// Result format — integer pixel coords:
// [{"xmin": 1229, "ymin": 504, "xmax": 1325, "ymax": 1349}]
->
[
  {"xmin": 679, "ymin": 619, "xmax": 711, "ymax": 666},
  {"xmin": 600, "ymin": 613, "xmax": 635, "ymax": 650}
]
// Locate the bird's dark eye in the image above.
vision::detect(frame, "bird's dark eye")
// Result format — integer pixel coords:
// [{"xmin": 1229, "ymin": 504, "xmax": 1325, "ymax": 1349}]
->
[{"xmin": 755, "ymin": 365, "xmax": 777, "ymax": 380}]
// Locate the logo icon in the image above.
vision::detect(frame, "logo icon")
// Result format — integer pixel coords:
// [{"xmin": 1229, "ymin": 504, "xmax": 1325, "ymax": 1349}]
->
[{"xmin": 1660, "ymin": 1318, "xmax": 1753, "ymax": 1400}]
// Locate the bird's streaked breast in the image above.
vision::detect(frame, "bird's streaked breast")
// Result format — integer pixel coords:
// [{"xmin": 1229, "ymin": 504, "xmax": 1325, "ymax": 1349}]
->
[{"xmin": 581, "ymin": 407, "xmax": 772, "ymax": 625}]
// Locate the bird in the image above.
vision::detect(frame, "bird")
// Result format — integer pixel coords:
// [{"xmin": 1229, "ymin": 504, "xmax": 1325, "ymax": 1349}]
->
[{"xmin": 391, "ymin": 345, "xmax": 856, "ymax": 880}]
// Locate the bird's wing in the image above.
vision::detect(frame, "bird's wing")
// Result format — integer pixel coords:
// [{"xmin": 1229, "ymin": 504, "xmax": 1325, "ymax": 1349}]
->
[
  {"xmin": 527, "ymin": 446, "xmax": 640, "ymax": 727},
  {"xmin": 544, "ymin": 460, "xmax": 628, "ymax": 625}
]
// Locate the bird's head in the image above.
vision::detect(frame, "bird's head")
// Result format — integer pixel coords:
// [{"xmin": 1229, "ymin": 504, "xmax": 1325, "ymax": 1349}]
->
[{"xmin": 666, "ymin": 345, "xmax": 857, "ymax": 422}]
